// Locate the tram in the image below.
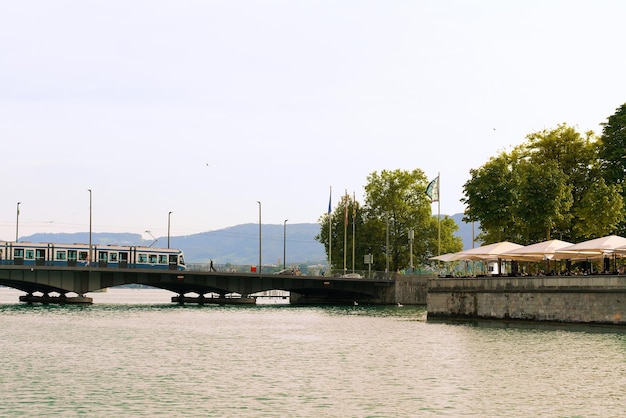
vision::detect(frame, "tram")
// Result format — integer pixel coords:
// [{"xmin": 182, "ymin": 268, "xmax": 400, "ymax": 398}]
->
[{"xmin": 0, "ymin": 241, "xmax": 186, "ymax": 270}]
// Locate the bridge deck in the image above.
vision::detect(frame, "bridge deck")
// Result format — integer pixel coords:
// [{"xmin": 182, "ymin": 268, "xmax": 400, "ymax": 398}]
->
[{"xmin": 0, "ymin": 265, "xmax": 400, "ymax": 305}]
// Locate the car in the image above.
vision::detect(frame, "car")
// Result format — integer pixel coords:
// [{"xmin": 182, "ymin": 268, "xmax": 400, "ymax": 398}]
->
[
  {"xmin": 340, "ymin": 273, "xmax": 363, "ymax": 279},
  {"xmin": 274, "ymin": 267, "xmax": 302, "ymax": 276}
]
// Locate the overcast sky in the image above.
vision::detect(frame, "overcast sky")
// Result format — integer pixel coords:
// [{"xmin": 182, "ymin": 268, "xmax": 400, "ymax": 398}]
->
[{"xmin": 1, "ymin": 0, "xmax": 625, "ymax": 240}]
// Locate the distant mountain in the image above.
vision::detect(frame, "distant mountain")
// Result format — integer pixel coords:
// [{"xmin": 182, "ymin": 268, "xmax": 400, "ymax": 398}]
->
[
  {"xmin": 170, "ymin": 223, "xmax": 325, "ymax": 265},
  {"xmin": 21, "ymin": 224, "xmax": 326, "ymax": 265},
  {"xmin": 20, "ymin": 215, "xmax": 479, "ymax": 264},
  {"xmin": 451, "ymin": 213, "xmax": 482, "ymax": 250},
  {"xmin": 26, "ymin": 232, "xmax": 146, "ymax": 247}
]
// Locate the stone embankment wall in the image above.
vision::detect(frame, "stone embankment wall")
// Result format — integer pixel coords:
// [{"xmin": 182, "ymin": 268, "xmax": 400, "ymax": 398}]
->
[
  {"xmin": 394, "ymin": 275, "xmax": 430, "ymax": 305},
  {"xmin": 427, "ymin": 276, "xmax": 626, "ymax": 325}
]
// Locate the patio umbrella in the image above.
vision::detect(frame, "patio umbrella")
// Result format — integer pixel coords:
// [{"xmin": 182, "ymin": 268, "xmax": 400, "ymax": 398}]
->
[
  {"xmin": 500, "ymin": 239, "xmax": 573, "ymax": 261},
  {"xmin": 553, "ymin": 235, "xmax": 626, "ymax": 260},
  {"xmin": 429, "ymin": 252, "xmax": 465, "ymax": 262},
  {"xmin": 454, "ymin": 241, "xmax": 523, "ymax": 261}
]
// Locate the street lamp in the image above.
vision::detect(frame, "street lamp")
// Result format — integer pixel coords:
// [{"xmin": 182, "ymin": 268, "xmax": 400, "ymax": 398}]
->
[
  {"xmin": 15, "ymin": 202, "xmax": 21, "ymax": 242},
  {"xmin": 257, "ymin": 201, "xmax": 262, "ymax": 275},
  {"xmin": 88, "ymin": 189, "xmax": 92, "ymax": 267},
  {"xmin": 167, "ymin": 211, "xmax": 172, "ymax": 248},
  {"xmin": 409, "ymin": 229, "xmax": 414, "ymax": 272},
  {"xmin": 283, "ymin": 219, "xmax": 288, "ymax": 269}
]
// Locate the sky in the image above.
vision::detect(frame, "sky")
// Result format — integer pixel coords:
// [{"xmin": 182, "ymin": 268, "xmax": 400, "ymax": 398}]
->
[{"xmin": 1, "ymin": 0, "xmax": 625, "ymax": 241}]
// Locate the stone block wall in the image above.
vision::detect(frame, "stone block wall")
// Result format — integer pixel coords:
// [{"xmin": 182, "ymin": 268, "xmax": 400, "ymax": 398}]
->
[{"xmin": 427, "ymin": 276, "xmax": 626, "ymax": 325}]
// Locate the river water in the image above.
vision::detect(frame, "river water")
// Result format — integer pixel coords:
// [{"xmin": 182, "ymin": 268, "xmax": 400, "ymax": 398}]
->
[{"xmin": 1, "ymin": 287, "xmax": 625, "ymax": 417}]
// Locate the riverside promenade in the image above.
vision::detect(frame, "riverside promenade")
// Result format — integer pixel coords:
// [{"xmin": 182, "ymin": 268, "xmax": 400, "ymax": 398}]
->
[{"xmin": 427, "ymin": 275, "xmax": 626, "ymax": 325}]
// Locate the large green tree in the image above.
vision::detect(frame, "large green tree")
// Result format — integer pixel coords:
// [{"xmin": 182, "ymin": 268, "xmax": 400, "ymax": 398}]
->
[
  {"xmin": 316, "ymin": 169, "xmax": 463, "ymax": 274},
  {"xmin": 462, "ymin": 152, "xmax": 517, "ymax": 243},
  {"xmin": 463, "ymin": 123, "xmax": 624, "ymax": 244},
  {"xmin": 598, "ymin": 103, "xmax": 626, "ymax": 186},
  {"xmin": 598, "ymin": 102, "xmax": 626, "ymax": 234},
  {"xmin": 315, "ymin": 193, "xmax": 366, "ymax": 274}
]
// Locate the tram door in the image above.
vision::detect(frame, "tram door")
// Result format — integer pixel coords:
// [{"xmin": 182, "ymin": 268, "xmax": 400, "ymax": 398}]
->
[
  {"xmin": 119, "ymin": 251, "xmax": 129, "ymax": 268},
  {"xmin": 98, "ymin": 251, "xmax": 108, "ymax": 268},
  {"xmin": 169, "ymin": 255, "xmax": 178, "ymax": 270},
  {"xmin": 14, "ymin": 249, "xmax": 24, "ymax": 265},
  {"xmin": 67, "ymin": 250, "xmax": 77, "ymax": 266},
  {"xmin": 35, "ymin": 249, "xmax": 46, "ymax": 266}
]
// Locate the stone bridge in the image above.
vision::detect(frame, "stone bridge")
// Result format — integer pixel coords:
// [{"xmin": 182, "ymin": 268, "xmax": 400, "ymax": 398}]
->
[{"xmin": 0, "ymin": 265, "xmax": 429, "ymax": 305}]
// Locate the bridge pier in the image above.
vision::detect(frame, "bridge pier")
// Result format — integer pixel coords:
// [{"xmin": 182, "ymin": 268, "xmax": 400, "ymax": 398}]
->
[
  {"xmin": 19, "ymin": 293, "xmax": 93, "ymax": 305},
  {"xmin": 171, "ymin": 295, "xmax": 256, "ymax": 305}
]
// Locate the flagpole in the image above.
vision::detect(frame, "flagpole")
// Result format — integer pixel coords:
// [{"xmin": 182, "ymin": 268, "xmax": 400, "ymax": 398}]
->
[
  {"xmin": 437, "ymin": 172, "xmax": 441, "ymax": 256},
  {"xmin": 328, "ymin": 186, "xmax": 332, "ymax": 276},
  {"xmin": 352, "ymin": 191, "xmax": 356, "ymax": 273},
  {"xmin": 344, "ymin": 189, "xmax": 348, "ymax": 274}
]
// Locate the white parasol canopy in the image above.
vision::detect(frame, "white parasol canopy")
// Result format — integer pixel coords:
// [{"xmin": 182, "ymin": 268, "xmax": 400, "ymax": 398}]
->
[
  {"xmin": 430, "ymin": 252, "xmax": 465, "ymax": 262},
  {"xmin": 500, "ymin": 239, "xmax": 573, "ymax": 261},
  {"xmin": 553, "ymin": 235, "xmax": 626, "ymax": 260},
  {"xmin": 453, "ymin": 241, "xmax": 523, "ymax": 261}
]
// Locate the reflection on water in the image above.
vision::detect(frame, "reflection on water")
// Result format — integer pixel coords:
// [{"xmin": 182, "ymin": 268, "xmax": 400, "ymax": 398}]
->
[{"xmin": 1, "ymin": 287, "xmax": 625, "ymax": 417}]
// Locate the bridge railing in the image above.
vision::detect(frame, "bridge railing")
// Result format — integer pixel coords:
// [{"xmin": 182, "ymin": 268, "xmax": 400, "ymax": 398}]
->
[{"xmin": 185, "ymin": 263, "xmax": 431, "ymax": 279}]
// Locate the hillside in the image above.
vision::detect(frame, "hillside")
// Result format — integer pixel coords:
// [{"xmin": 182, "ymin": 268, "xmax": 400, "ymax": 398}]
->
[
  {"xmin": 23, "ymin": 223, "xmax": 325, "ymax": 265},
  {"xmin": 20, "ymin": 214, "xmax": 478, "ymax": 264}
]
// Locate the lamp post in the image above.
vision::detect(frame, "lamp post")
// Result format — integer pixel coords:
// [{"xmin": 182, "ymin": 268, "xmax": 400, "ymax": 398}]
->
[
  {"xmin": 88, "ymin": 189, "xmax": 92, "ymax": 267},
  {"xmin": 385, "ymin": 216, "xmax": 390, "ymax": 279},
  {"xmin": 15, "ymin": 202, "xmax": 21, "ymax": 242},
  {"xmin": 409, "ymin": 229, "xmax": 414, "ymax": 272},
  {"xmin": 257, "ymin": 201, "xmax": 262, "ymax": 275},
  {"xmin": 283, "ymin": 219, "xmax": 288, "ymax": 269},
  {"xmin": 167, "ymin": 211, "xmax": 172, "ymax": 248}
]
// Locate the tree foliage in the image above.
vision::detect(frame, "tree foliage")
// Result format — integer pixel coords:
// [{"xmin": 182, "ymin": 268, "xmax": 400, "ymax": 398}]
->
[
  {"xmin": 463, "ymin": 122, "xmax": 625, "ymax": 244},
  {"xmin": 598, "ymin": 103, "xmax": 626, "ymax": 186},
  {"xmin": 598, "ymin": 103, "xmax": 626, "ymax": 234},
  {"xmin": 316, "ymin": 169, "xmax": 463, "ymax": 274}
]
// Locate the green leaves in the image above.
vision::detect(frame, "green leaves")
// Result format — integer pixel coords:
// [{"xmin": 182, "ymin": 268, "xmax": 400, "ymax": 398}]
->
[
  {"xmin": 463, "ymin": 120, "xmax": 625, "ymax": 244},
  {"xmin": 316, "ymin": 169, "xmax": 463, "ymax": 273}
]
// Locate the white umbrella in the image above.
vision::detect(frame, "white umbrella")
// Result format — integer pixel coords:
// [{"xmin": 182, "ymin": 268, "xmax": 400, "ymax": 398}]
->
[
  {"xmin": 430, "ymin": 252, "xmax": 465, "ymax": 262},
  {"xmin": 454, "ymin": 241, "xmax": 523, "ymax": 261},
  {"xmin": 500, "ymin": 239, "xmax": 573, "ymax": 261},
  {"xmin": 553, "ymin": 235, "xmax": 626, "ymax": 260}
]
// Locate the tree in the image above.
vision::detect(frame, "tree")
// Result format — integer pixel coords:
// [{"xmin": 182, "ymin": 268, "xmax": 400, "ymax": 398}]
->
[
  {"xmin": 515, "ymin": 159, "xmax": 572, "ymax": 242},
  {"xmin": 462, "ymin": 123, "xmax": 625, "ymax": 244},
  {"xmin": 315, "ymin": 193, "xmax": 364, "ymax": 274},
  {"xmin": 316, "ymin": 169, "xmax": 463, "ymax": 274},
  {"xmin": 598, "ymin": 103, "xmax": 626, "ymax": 234},
  {"xmin": 573, "ymin": 177, "xmax": 624, "ymax": 239},
  {"xmin": 598, "ymin": 103, "xmax": 626, "ymax": 187},
  {"xmin": 461, "ymin": 152, "xmax": 517, "ymax": 243}
]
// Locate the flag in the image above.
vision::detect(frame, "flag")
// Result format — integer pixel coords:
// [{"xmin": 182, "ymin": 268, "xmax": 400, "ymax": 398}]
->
[
  {"xmin": 426, "ymin": 176, "xmax": 439, "ymax": 202},
  {"xmin": 328, "ymin": 187, "xmax": 332, "ymax": 214}
]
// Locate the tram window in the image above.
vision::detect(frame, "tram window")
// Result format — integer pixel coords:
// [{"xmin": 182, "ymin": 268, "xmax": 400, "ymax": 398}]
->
[
  {"xmin": 98, "ymin": 252, "xmax": 108, "ymax": 262},
  {"xmin": 158, "ymin": 255, "xmax": 167, "ymax": 264},
  {"xmin": 25, "ymin": 250, "xmax": 34, "ymax": 260},
  {"xmin": 14, "ymin": 249, "xmax": 24, "ymax": 258},
  {"xmin": 56, "ymin": 251, "xmax": 67, "ymax": 260},
  {"xmin": 109, "ymin": 252, "xmax": 118, "ymax": 262},
  {"xmin": 138, "ymin": 254, "xmax": 147, "ymax": 263},
  {"xmin": 68, "ymin": 250, "xmax": 77, "ymax": 261},
  {"xmin": 78, "ymin": 251, "xmax": 88, "ymax": 261},
  {"xmin": 148, "ymin": 254, "xmax": 157, "ymax": 263}
]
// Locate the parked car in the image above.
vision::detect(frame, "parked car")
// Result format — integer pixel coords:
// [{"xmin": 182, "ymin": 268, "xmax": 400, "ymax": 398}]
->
[
  {"xmin": 274, "ymin": 267, "xmax": 302, "ymax": 276},
  {"xmin": 341, "ymin": 273, "xmax": 363, "ymax": 279}
]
